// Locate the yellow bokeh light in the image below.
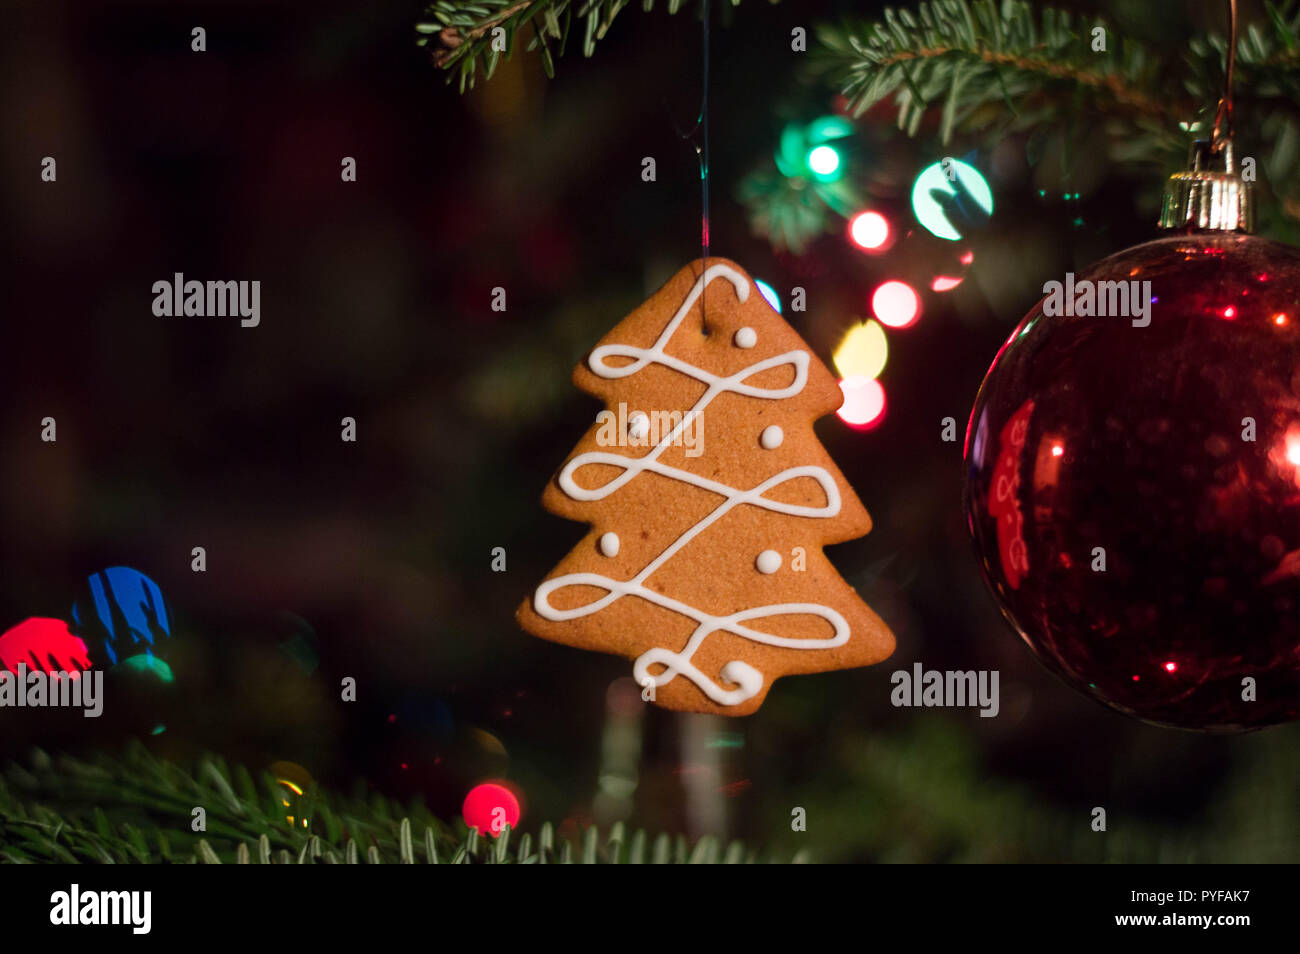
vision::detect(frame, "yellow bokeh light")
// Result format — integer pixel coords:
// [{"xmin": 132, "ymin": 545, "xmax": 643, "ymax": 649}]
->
[
  {"xmin": 833, "ymin": 320, "xmax": 888, "ymax": 380},
  {"xmin": 270, "ymin": 762, "xmax": 312, "ymax": 830}
]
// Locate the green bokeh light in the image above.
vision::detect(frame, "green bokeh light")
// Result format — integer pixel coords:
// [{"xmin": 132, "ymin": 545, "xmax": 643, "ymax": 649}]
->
[
  {"xmin": 807, "ymin": 144, "xmax": 843, "ymax": 181},
  {"xmin": 911, "ymin": 158, "xmax": 993, "ymax": 241},
  {"xmin": 115, "ymin": 653, "xmax": 175, "ymax": 684}
]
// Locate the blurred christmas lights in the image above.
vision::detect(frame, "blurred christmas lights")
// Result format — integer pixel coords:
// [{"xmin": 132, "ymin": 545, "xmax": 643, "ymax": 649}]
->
[
  {"xmin": 71, "ymin": 567, "xmax": 171, "ymax": 666},
  {"xmin": 471, "ymin": 726, "xmax": 508, "ymax": 757},
  {"xmin": 805, "ymin": 115, "xmax": 854, "ymax": 143},
  {"xmin": 807, "ymin": 145, "xmax": 842, "ymax": 180},
  {"xmin": 270, "ymin": 760, "xmax": 314, "ymax": 829},
  {"xmin": 911, "ymin": 158, "xmax": 993, "ymax": 241},
  {"xmin": 776, "ymin": 115, "xmax": 854, "ymax": 183},
  {"xmin": 463, "ymin": 781, "xmax": 522, "ymax": 836},
  {"xmin": 837, "ymin": 376, "xmax": 886, "ymax": 428},
  {"xmin": 833, "ymin": 320, "xmax": 888, "ymax": 380},
  {"xmin": 848, "ymin": 210, "xmax": 890, "ymax": 251},
  {"xmin": 114, "ymin": 652, "xmax": 174, "ymax": 683},
  {"xmin": 754, "ymin": 279, "xmax": 782, "ymax": 313},
  {"xmin": 0, "ymin": 618, "xmax": 91, "ymax": 675},
  {"xmin": 872, "ymin": 280, "xmax": 921, "ymax": 328}
]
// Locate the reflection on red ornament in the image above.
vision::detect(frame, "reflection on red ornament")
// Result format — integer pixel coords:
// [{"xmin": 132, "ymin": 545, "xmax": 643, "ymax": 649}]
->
[
  {"xmin": 463, "ymin": 781, "xmax": 522, "ymax": 836},
  {"xmin": 1287, "ymin": 435, "xmax": 1300, "ymax": 466},
  {"xmin": 985, "ymin": 399, "xmax": 1034, "ymax": 590}
]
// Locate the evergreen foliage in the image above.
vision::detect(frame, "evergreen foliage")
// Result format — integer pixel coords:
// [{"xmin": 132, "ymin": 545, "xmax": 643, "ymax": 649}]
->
[
  {"xmin": 420, "ymin": 0, "xmax": 1300, "ymax": 244},
  {"xmin": 0, "ymin": 743, "xmax": 799, "ymax": 863}
]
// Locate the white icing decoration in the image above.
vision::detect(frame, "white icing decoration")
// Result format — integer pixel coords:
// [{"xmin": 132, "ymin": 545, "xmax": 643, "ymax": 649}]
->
[
  {"xmin": 734, "ymin": 326, "xmax": 757, "ymax": 348},
  {"xmin": 534, "ymin": 264, "xmax": 846, "ymax": 707},
  {"xmin": 756, "ymin": 550, "xmax": 782, "ymax": 574},
  {"xmin": 628, "ymin": 412, "xmax": 650, "ymax": 442},
  {"xmin": 760, "ymin": 425, "xmax": 783, "ymax": 449},
  {"xmin": 599, "ymin": 532, "xmax": 620, "ymax": 557}
]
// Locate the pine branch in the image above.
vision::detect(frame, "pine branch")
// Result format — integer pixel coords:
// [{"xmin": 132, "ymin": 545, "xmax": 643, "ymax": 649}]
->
[
  {"xmin": 413, "ymin": 0, "xmax": 1300, "ymax": 241},
  {"xmin": 815, "ymin": 0, "xmax": 1300, "ymax": 189},
  {"xmin": 417, "ymin": 0, "xmax": 747, "ymax": 92},
  {"xmin": 735, "ymin": 1, "xmax": 1194, "ymax": 252},
  {"xmin": 0, "ymin": 743, "xmax": 793, "ymax": 863},
  {"xmin": 817, "ymin": 0, "xmax": 1180, "ymax": 143},
  {"xmin": 736, "ymin": 167, "xmax": 832, "ymax": 253},
  {"xmin": 736, "ymin": 1, "xmax": 1300, "ymax": 248}
]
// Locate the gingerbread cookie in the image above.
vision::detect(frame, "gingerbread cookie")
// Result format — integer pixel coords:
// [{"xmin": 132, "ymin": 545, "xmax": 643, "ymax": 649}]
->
[{"xmin": 517, "ymin": 258, "xmax": 896, "ymax": 715}]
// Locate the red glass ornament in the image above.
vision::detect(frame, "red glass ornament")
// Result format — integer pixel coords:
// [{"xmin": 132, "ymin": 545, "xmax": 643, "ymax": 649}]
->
[{"xmin": 965, "ymin": 232, "xmax": 1300, "ymax": 731}]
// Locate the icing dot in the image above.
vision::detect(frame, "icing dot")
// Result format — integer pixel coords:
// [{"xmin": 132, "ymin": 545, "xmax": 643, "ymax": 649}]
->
[
  {"xmin": 760, "ymin": 425, "xmax": 784, "ymax": 449},
  {"xmin": 756, "ymin": 550, "xmax": 782, "ymax": 574},
  {"xmin": 734, "ymin": 327, "xmax": 757, "ymax": 349},
  {"xmin": 599, "ymin": 532, "xmax": 620, "ymax": 557},
  {"xmin": 628, "ymin": 412, "xmax": 650, "ymax": 441}
]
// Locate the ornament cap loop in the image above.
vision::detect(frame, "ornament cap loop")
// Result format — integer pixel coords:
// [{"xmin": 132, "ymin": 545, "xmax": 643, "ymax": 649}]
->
[{"xmin": 1158, "ymin": 138, "xmax": 1254, "ymax": 233}]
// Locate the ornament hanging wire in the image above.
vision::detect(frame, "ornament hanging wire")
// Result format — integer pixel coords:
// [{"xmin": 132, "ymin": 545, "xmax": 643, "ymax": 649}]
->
[
  {"xmin": 662, "ymin": 0, "xmax": 712, "ymax": 331},
  {"xmin": 1159, "ymin": 0, "xmax": 1251, "ymax": 231},
  {"xmin": 1211, "ymin": 0, "xmax": 1237, "ymax": 151}
]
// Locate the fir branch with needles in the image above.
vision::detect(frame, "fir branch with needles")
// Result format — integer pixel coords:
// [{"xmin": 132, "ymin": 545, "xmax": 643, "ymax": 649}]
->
[
  {"xmin": 815, "ymin": 0, "xmax": 1181, "ymax": 143},
  {"xmin": 5, "ymin": 726, "xmax": 1298, "ymax": 863},
  {"xmin": 749, "ymin": 0, "xmax": 1300, "ymax": 248},
  {"xmin": 0, "ymin": 743, "xmax": 798, "ymax": 864},
  {"xmin": 416, "ymin": 0, "xmax": 749, "ymax": 92},
  {"xmin": 415, "ymin": 0, "xmax": 1300, "ymax": 242}
]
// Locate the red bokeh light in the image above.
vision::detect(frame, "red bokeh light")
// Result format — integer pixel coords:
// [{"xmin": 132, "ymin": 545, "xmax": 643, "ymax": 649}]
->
[
  {"xmin": 0, "ymin": 618, "xmax": 91, "ymax": 675},
  {"xmin": 872, "ymin": 280, "xmax": 921, "ymax": 329},
  {"xmin": 848, "ymin": 211, "xmax": 890, "ymax": 251},
  {"xmin": 463, "ymin": 782, "xmax": 522, "ymax": 836},
  {"xmin": 837, "ymin": 376, "xmax": 886, "ymax": 428}
]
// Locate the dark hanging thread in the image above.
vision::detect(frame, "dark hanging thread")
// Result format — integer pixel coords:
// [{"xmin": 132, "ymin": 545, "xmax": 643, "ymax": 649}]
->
[{"xmin": 665, "ymin": 0, "xmax": 712, "ymax": 330}]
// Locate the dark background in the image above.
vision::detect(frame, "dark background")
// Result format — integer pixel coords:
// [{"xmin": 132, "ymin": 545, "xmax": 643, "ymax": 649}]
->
[{"xmin": 1, "ymin": 0, "xmax": 1297, "ymax": 861}]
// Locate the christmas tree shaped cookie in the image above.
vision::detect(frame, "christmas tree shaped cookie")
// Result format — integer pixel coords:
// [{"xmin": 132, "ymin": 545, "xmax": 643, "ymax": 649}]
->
[{"xmin": 518, "ymin": 258, "xmax": 895, "ymax": 715}]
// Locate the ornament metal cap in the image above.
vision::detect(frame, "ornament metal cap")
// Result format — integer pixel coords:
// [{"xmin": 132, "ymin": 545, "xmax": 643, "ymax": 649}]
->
[{"xmin": 1158, "ymin": 138, "xmax": 1254, "ymax": 233}]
